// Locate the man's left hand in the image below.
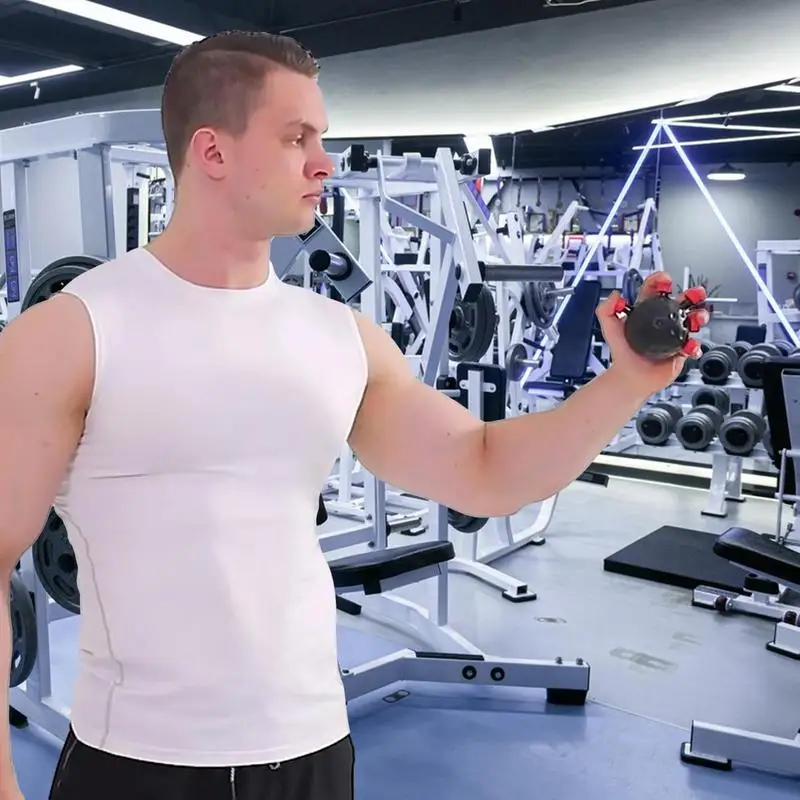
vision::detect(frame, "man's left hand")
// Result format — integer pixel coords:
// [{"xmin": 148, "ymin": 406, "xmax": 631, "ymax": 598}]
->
[{"xmin": 596, "ymin": 271, "xmax": 710, "ymax": 396}]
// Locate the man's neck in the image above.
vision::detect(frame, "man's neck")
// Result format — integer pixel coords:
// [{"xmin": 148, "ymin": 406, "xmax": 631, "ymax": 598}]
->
[{"xmin": 147, "ymin": 217, "xmax": 271, "ymax": 290}]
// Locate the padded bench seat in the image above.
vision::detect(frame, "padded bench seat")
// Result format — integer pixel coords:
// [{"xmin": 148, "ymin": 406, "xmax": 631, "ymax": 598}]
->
[
  {"xmin": 330, "ymin": 542, "xmax": 455, "ymax": 595},
  {"xmin": 714, "ymin": 527, "xmax": 800, "ymax": 589}
]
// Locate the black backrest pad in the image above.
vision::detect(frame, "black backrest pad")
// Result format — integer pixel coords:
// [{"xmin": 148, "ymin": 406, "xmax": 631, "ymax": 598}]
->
[
  {"xmin": 761, "ymin": 357, "xmax": 799, "ymax": 494},
  {"xmin": 549, "ymin": 279, "xmax": 603, "ymax": 381}
]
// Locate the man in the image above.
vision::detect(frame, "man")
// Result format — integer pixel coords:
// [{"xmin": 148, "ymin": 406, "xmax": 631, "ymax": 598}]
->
[{"xmin": 0, "ymin": 30, "xmax": 706, "ymax": 800}]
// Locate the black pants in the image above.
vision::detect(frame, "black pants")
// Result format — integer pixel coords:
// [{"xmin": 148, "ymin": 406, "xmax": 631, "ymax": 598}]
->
[{"xmin": 49, "ymin": 728, "xmax": 355, "ymax": 799}]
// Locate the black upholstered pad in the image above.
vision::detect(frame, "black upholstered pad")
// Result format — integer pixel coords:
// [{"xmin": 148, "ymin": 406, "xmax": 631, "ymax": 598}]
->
[
  {"xmin": 714, "ymin": 527, "xmax": 800, "ymax": 587},
  {"xmin": 330, "ymin": 542, "xmax": 455, "ymax": 592}
]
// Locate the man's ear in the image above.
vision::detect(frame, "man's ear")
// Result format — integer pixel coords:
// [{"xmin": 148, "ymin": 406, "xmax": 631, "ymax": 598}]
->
[{"xmin": 187, "ymin": 128, "xmax": 228, "ymax": 180}]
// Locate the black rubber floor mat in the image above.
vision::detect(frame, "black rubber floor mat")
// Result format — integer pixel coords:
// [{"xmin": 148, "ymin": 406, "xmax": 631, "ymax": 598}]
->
[{"xmin": 604, "ymin": 525, "xmax": 751, "ymax": 592}]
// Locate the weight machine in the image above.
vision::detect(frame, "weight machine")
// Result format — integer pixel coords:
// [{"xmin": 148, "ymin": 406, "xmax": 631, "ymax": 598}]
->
[
  {"xmin": 322, "ymin": 146, "xmax": 568, "ymax": 602},
  {"xmin": 313, "ymin": 143, "xmax": 588, "ymax": 697}
]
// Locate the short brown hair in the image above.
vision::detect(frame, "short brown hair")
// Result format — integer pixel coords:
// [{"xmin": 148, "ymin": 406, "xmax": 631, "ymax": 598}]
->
[{"xmin": 161, "ymin": 31, "xmax": 319, "ymax": 177}]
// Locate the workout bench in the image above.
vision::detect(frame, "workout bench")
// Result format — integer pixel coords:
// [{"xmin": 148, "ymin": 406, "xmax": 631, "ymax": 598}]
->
[
  {"xmin": 681, "ymin": 526, "xmax": 800, "ymax": 775},
  {"xmin": 692, "ymin": 358, "xmax": 800, "ymax": 624},
  {"xmin": 324, "ymin": 504, "xmax": 590, "ymax": 706}
]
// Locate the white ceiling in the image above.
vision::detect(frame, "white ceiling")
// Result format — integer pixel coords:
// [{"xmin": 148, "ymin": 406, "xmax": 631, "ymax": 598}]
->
[{"xmin": 318, "ymin": 0, "xmax": 800, "ymax": 138}]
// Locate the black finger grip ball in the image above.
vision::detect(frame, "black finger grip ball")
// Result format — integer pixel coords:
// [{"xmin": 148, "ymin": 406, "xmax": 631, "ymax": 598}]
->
[{"xmin": 624, "ymin": 295, "xmax": 689, "ymax": 360}]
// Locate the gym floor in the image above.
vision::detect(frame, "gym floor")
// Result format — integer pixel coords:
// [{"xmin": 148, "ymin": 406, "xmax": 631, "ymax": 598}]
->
[{"xmin": 10, "ymin": 475, "xmax": 800, "ymax": 798}]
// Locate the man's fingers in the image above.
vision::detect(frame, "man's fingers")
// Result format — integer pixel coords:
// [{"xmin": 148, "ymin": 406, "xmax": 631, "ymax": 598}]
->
[
  {"xmin": 597, "ymin": 289, "xmax": 624, "ymax": 318},
  {"xmin": 676, "ymin": 284, "xmax": 708, "ymax": 308},
  {"xmin": 637, "ymin": 271, "xmax": 672, "ymax": 301},
  {"xmin": 680, "ymin": 337, "xmax": 702, "ymax": 358},
  {"xmin": 684, "ymin": 308, "xmax": 710, "ymax": 333}
]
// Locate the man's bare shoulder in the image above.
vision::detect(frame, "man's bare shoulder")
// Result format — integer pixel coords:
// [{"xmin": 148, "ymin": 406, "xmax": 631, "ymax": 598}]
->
[{"xmin": 0, "ymin": 294, "xmax": 95, "ymax": 413}]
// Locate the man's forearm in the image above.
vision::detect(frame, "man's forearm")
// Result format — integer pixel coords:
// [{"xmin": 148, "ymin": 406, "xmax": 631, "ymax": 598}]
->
[
  {"xmin": 0, "ymin": 583, "xmax": 19, "ymax": 794},
  {"xmin": 481, "ymin": 367, "xmax": 651, "ymax": 514}
]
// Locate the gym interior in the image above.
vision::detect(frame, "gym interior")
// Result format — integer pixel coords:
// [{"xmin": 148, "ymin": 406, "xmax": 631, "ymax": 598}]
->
[{"xmin": 3, "ymin": 0, "xmax": 800, "ymax": 797}]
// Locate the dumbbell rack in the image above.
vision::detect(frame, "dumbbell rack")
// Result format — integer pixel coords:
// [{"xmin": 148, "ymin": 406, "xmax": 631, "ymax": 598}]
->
[
  {"xmin": 629, "ymin": 371, "xmax": 770, "ymax": 518},
  {"xmin": 9, "ymin": 549, "xmax": 73, "ymax": 741}
]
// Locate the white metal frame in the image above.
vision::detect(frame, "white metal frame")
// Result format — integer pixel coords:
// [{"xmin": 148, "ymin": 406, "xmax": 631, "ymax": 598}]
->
[{"xmin": 754, "ymin": 240, "xmax": 800, "ymax": 343}]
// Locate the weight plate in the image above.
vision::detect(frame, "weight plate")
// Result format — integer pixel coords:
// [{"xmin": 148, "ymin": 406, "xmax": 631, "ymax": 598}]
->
[
  {"xmin": 622, "ymin": 268, "xmax": 644, "ymax": 305},
  {"xmin": 522, "ymin": 281, "xmax": 558, "ymax": 330},
  {"xmin": 449, "ymin": 285, "xmax": 497, "ymax": 362},
  {"xmin": 505, "ymin": 343, "xmax": 529, "ymax": 382},
  {"xmin": 9, "ymin": 570, "xmax": 37, "ymax": 688},
  {"xmin": 32, "ymin": 509, "xmax": 80, "ymax": 615},
  {"xmin": 21, "ymin": 255, "xmax": 105, "ymax": 311},
  {"xmin": 447, "ymin": 508, "xmax": 489, "ymax": 533}
]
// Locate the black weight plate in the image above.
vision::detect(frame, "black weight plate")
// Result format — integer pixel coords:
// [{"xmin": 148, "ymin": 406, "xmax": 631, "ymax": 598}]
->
[
  {"xmin": 449, "ymin": 285, "xmax": 497, "ymax": 362},
  {"xmin": 522, "ymin": 282, "xmax": 558, "ymax": 330},
  {"xmin": 21, "ymin": 255, "xmax": 105, "ymax": 311},
  {"xmin": 9, "ymin": 570, "xmax": 37, "ymax": 687},
  {"xmin": 622, "ymin": 269, "xmax": 644, "ymax": 305},
  {"xmin": 448, "ymin": 508, "xmax": 489, "ymax": 533},
  {"xmin": 32, "ymin": 509, "xmax": 80, "ymax": 614}
]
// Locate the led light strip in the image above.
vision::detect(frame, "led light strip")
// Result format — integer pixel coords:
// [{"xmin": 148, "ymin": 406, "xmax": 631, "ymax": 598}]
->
[
  {"xmin": 25, "ymin": 0, "xmax": 203, "ymax": 46},
  {"xmin": 0, "ymin": 64, "xmax": 83, "ymax": 88}
]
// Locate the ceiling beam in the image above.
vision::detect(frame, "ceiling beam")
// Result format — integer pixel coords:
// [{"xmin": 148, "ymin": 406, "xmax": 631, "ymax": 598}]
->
[{"xmin": 0, "ymin": 36, "xmax": 102, "ymax": 68}]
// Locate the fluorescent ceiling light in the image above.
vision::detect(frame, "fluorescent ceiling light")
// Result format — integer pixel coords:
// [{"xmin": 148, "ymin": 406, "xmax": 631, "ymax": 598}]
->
[
  {"xmin": 25, "ymin": 0, "xmax": 203, "ymax": 46},
  {"xmin": 0, "ymin": 64, "xmax": 83, "ymax": 88},
  {"xmin": 707, "ymin": 163, "xmax": 746, "ymax": 182}
]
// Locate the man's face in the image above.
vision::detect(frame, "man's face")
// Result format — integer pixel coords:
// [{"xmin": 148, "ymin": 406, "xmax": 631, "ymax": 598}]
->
[{"xmin": 194, "ymin": 67, "xmax": 333, "ymax": 239}]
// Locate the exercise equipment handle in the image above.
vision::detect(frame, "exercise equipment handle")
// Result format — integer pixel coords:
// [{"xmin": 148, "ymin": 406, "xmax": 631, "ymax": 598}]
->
[
  {"xmin": 309, "ymin": 250, "xmax": 353, "ymax": 280},
  {"xmin": 481, "ymin": 264, "xmax": 564, "ymax": 283}
]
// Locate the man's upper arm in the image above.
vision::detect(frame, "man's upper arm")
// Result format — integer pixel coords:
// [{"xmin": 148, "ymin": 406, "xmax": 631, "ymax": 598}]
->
[
  {"xmin": 0, "ymin": 295, "xmax": 93, "ymax": 574},
  {"xmin": 348, "ymin": 311, "xmax": 489, "ymax": 513}
]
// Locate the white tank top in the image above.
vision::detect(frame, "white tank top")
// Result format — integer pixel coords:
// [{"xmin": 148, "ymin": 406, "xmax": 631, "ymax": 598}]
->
[{"xmin": 53, "ymin": 248, "xmax": 368, "ymax": 766}]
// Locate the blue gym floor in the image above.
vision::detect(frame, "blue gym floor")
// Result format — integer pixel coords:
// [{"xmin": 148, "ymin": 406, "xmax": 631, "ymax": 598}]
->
[{"xmin": 11, "ymin": 476, "xmax": 800, "ymax": 798}]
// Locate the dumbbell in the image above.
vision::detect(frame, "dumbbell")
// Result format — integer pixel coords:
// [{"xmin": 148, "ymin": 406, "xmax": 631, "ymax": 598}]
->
[
  {"xmin": 675, "ymin": 404, "xmax": 725, "ymax": 451},
  {"xmin": 505, "ymin": 343, "xmax": 539, "ymax": 382},
  {"xmin": 718, "ymin": 409, "xmax": 767, "ymax": 457},
  {"xmin": 698, "ymin": 344, "xmax": 739, "ymax": 385},
  {"xmin": 731, "ymin": 341, "xmax": 752, "ymax": 360},
  {"xmin": 691, "ymin": 385, "xmax": 731, "ymax": 414},
  {"xmin": 736, "ymin": 342, "xmax": 783, "ymax": 389},
  {"xmin": 635, "ymin": 402, "xmax": 683, "ymax": 446},
  {"xmin": 774, "ymin": 340, "xmax": 793, "ymax": 356}
]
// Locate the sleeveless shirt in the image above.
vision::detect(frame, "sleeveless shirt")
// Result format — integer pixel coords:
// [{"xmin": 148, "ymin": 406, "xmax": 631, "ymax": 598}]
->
[{"xmin": 53, "ymin": 248, "xmax": 368, "ymax": 766}]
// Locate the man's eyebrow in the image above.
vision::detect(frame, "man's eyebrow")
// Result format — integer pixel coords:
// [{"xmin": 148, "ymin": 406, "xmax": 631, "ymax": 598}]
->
[{"xmin": 283, "ymin": 118, "xmax": 329, "ymax": 135}]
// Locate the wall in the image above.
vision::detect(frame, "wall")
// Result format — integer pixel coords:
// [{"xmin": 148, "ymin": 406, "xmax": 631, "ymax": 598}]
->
[
  {"xmin": 13, "ymin": 157, "xmax": 84, "ymax": 272},
  {"xmin": 657, "ymin": 163, "xmax": 800, "ymax": 308}
]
